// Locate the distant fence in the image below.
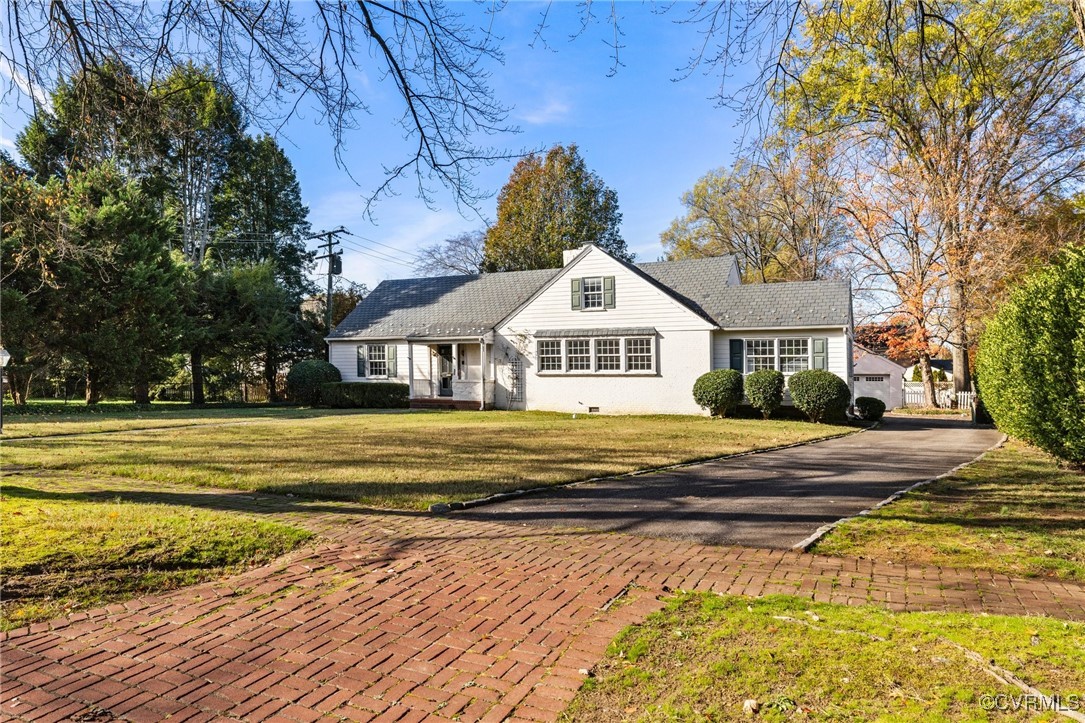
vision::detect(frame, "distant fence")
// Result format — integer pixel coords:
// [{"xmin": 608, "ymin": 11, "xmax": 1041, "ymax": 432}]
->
[{"xmin": 902, "ymin": 382, "xmax": 973, "ymax": 409}]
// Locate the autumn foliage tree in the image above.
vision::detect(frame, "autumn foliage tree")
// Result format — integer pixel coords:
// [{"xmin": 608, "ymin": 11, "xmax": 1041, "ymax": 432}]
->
[{"xmin": 483, "ymin": 144, "xmax": 631, "ymax": 271}]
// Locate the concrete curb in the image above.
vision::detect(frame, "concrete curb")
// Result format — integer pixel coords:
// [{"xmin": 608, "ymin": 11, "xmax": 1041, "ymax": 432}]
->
[
  {"xmin": 791, "ymin": 433, "xmax": 1009, "ymax": 552},
  {"xmin": 429, "ymin": 422, "xmax": 877, "ymax": 515}
]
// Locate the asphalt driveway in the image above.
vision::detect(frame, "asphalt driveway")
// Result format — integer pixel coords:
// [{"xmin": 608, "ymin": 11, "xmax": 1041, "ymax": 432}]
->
[{"xmin": 460, "ymin": 416, "xmax": 1004, "ymax": 549}]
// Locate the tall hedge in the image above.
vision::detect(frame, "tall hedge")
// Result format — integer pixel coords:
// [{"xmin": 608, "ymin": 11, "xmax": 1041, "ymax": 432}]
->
[
  {"xmin": 787, "ymin": 369, "xmax": 850, "ymax": 423},
  {"xmin": 693, "ymin": 369, "xmax": 744, "ymax": 417},
  {"xmin": 286, "ymin": 360, "xmax": 341, "ymax": 405},
  {"xmin": 745, "ymin": 369, "xmax": 785, "ymax": 419},
  {"xmin": 976, "ymin": 246, "xmax": 1085, "ymax": 465}
]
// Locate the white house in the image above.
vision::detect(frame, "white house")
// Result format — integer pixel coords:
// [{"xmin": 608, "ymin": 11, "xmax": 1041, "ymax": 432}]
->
[
  {"xmin": 327, "ymin": 244, "xmax": 854, "ymax": 415},
  {"xmin": 852, "ymin": 345, "xmax": 906, "ymax": 410}
]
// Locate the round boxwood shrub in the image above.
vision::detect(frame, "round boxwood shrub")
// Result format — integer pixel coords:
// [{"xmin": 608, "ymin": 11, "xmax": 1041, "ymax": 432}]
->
[
  {"xmin": 976, "ymin": 245, "xmax": 1085, "ymax": 465},
  {"xmin": 286, "ymin": 360, "xmax": 341, "ymax": 405},
  {"xmin": 787, "ymin": 369, "xmax": 851, "ymax": 423},
  {"xmin": 745, "ymin": 369, "xmax": 785, "ymax": 419},
  {"xmin": 854, "ymin": 396, "xmax": 886, "ymax": 422},
  {"xmin": 693, "ymin": 369, "xmax": 744, "ymax": 417}
]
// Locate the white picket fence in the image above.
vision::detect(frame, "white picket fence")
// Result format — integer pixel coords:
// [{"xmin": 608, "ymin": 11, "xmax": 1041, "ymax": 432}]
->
[{"xmin": 902, "ymin": 382, "xmax": 973, "ymax": 409}]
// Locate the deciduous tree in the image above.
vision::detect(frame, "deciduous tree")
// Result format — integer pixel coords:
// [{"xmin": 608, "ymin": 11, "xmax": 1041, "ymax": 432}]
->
[
  {"xmin": 483, "ymin": 144, "xmax": 631, "ymax": 271},
  {"xmin": 415, "ymin": 230, "xmax": 485, "ymax": 276}
]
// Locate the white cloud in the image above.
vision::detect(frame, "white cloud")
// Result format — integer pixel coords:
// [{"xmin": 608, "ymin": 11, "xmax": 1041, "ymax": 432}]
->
[
  {"xmin": 518, "ymin": 95, "xmax": 571, "ymax": 125},
  {"xmin": 0, "ymin": 59, "xmax": 50, "ymax": 109},
  {"xmin": 0, "ymin": 136, "xmax": 16, "ymax": 150}
]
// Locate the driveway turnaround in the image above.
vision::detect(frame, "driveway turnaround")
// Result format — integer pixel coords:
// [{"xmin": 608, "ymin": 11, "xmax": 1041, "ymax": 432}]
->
[{"xmin": 461, "ymin": 416, "xmax": 1004, "ymax": 548}]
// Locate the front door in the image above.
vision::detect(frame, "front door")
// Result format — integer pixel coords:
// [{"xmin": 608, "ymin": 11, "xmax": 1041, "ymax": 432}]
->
[{"xmin": 437, "ymin": 345, "xmax": 454, "ymax": 397}]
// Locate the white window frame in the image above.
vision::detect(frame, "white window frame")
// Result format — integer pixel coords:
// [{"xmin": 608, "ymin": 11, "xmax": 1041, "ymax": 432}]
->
[
  {"xmin": 537, "ymin": 340, "xmax": 563, "ymax": 372},
  {"xmin": 534, "ymin": 335, "xmax": 656, "ymax": 376},
  {"xmin": 566, "ymin": 339, "xmax": 592, "ymax": 371},
  {"xmin": 745, "ymin": 339, "xmax": 776, "ymax": 373},
  {"xmin": 625, "ymin": 337, "xmax": 654, "ymax": 372},
  {"xmin": 778, "ymin": 338, "xmax": 810, "ymax": 375},
  {"xmin": 595, "ymin": 338, "xmax": 621, "ymax": 371},
  {"xmin": 581, "ymin": 277, "xmax": 604, "ymax": 310},
  {"xmin": 367, "ymin": 343, "xmax": 389, "ymax": 378}
]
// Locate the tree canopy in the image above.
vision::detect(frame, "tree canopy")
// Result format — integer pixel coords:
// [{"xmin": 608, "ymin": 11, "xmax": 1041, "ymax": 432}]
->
[{"xmin": 483, "ymin": 144, "xmax": 631, "ymax": 272}]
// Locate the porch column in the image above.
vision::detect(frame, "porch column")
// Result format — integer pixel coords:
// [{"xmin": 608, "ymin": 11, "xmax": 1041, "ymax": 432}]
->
[
  {"xmin": 407, "ymin": 342, "xmax": 414, "ymax": 399},
  {"xmin": 479, "ymin": 339, "xmax": 486, "ymax": 411}
]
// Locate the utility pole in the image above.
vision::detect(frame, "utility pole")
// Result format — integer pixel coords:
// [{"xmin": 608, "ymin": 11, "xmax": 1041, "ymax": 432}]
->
[{"xmin": 310, "ymin": 227, "xmax": 346, "ymax": 360}]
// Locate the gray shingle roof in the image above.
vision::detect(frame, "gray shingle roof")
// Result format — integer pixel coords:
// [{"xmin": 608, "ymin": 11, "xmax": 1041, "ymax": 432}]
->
[
  {"xmin": 328, "ymin": 268, "xmax": 560, "ymax": 339},
  {"xmin": 329, "ymin": 251, "xmax": 850, "ymax": 339},
  {"xmin": 637, "ymin": 260, "xmax": 852, "ymax": 329}
]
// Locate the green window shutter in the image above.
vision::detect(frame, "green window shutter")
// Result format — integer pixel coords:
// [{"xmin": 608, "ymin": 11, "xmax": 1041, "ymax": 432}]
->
[
  {"xmin": 729, "ymin": 339, "xmax": 743, "ymax": 372},
  {"xmin": 571, "ymin": 278, "xmax": 582, "ymax": 310},
  {"xmin": 387, "ymin": 345, "xmax": 398, "ymax": 377},
  {"xmin": 603, "ymin": 276, "xmax": 616, "ymax": 308},
  {"xmin": 356, "ymin": 346, "xmax": 367, "ymax": 378},
  {"xmin": 812, "ymin": 338, "xmax": 828, "ymax": 370}
]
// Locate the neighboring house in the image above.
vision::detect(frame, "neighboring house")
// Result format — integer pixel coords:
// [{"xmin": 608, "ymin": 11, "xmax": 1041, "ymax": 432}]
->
[
  {"xmin": 903, "ymin": 359, "xmax": 954, "ymax": 382},
  {"xmin": 327, "ymin": 244, "xmax": 853, "ymax": 415},
  {"xmin": 853, "ymin": 345, "xmax": 906, "ymax": 410}
]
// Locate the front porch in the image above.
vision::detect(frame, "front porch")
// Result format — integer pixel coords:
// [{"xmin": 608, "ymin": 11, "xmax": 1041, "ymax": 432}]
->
[{"xmin": 407, "ymin": 336, "xmax": 496, "ymax": 411}]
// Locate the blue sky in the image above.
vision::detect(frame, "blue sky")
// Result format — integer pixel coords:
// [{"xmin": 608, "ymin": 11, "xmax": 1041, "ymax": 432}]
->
[{"xmin": 1, "ymin": 2, "xmax": 754, "ymax": 290}]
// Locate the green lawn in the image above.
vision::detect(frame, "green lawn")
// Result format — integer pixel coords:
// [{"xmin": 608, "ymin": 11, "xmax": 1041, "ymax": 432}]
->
[
  {"xmin": 0, "ymin": 404, "xmax": 369, "ymax": 439},
  {"xmin": 565, "ymin": 593, "xmax": 1085, "ymax": 722},
  {"xmin": 0, "ymin": 470, "xmax": 311, "ymax": 631},
  {"xmin": 811, "ymin": 440, "xmax": 1085, "ymax": 581},
  {"xmin": 3, "ymin": 410, "xmax": 848, "ymax": 510}
]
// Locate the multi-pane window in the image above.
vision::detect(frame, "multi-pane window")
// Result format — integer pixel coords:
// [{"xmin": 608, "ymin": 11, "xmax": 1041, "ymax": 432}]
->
[
  {"xmin": 626, "ymin": 338, "xmax": 654, "ymax": 371},
  {"xmin": 778, "ymin": 338, "xmax": 810, "ymax": 374},
  {"xmin": 595, "ymin": 339, "xmax": 621, "ymax": 371},
  {"xmin": 745, "ymin": 339, "xmax": 775, "ymax": 373},
  {"xmin": 566, "ymin": 339, "xmax": 592, "ymax": 371},
  {"xmin": 582, "ymin": 277, "xmax": 604, "ymax": 309},
  {"xmin": 367, "ymin": 344, "xmax": 388, "ymax": 377},
  {"xmin": 538, "ymin": 340, "xmax": 563, "ymax": 371}
]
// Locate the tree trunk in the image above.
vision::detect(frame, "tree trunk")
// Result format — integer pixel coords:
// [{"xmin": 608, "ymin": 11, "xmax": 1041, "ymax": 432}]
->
[
  {"xmin": 264, "ymin": 346, "xmax": 279, "ymax": 402},
  {"xmin": 85, "ymin": 366, "xmax": 102, "ymax": 405},
  {"xmin": 133, "ymin": 380, "xmax": 151, "ymax": 405},
  {"xmin": 6, "ymin": 367, "xmax": 32, "ymax": 406},
  {"xmin": 917, "ymin": 352, "xmax": 938, "ymax": 408},
  {"xmin": 191, "ymin": 348, "xmax": 205, "ymax": 405},
  {"xmin": 947, "ymin": 278, "xmax": 973, "ymax": 398}
]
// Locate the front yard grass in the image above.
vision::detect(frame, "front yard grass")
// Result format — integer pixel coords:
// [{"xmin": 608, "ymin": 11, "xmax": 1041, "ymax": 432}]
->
[
  {"xmin": 565, "ymin": 592, "xmax": 1085, "ymax": 722},
  {"xmin": 811, "ymin": 440, "xmax": 1085, "ymax": 581},
  {"xmin": 0, "ymin": 470, "xmax": 312, "ymax": 631},
  {"xmin": 2, "ymin": 411, "xmax": 847, "ymax": 510}
]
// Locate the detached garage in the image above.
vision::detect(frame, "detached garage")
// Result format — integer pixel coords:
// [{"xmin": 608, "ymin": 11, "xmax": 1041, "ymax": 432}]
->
[{"xmin": 852, "ymin": 346, "xmax": 905, "ymax": 410}]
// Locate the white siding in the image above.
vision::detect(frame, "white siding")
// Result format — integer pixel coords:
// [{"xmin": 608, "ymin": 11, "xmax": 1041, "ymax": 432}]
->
[
  {"xmin": 502, "ymin": 247, "xmax": 716, "ymax": 333},
  {"xmin": 494, "ymin": 329, "xmax": 713, "ymax": 415},
  {"xmin": 328, "ymin": 340, "xmax": 412, "ymax": 384},
  {"xmin": 712, "ymin": 329, "xmax": 852, "ymax": 390}
]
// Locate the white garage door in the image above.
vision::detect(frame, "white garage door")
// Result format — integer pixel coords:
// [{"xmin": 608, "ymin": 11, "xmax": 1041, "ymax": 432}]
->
[{"xmin": 854, "ymin": 375, "xmax": 891, "ymax": 406}]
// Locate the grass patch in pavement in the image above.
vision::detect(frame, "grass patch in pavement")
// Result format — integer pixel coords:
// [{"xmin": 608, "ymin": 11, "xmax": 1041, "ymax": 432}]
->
[
  {"xmin": 0, "ymin": 472, "xmax": 312, "ymax": 631},
  {"xmin": 564, "ymin": 592, "xmax": 1085, "ymax": 722},
  {"xmin": 811, "ymin": 440, "xmax": 1085, "ymax": 581},
  {"xmin": 2, "ymin": 411, "xmax": 846, "ymax": 510}
]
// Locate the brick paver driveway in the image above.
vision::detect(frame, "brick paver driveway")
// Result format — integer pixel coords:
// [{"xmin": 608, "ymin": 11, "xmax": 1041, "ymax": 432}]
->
[
  {"xmin": 462, "ymin": 416, "xmax": 1004, "ymax": 548},
  {"xmin": 3, "ymin": 420, "xmax": 1083, "ymax": 722}
]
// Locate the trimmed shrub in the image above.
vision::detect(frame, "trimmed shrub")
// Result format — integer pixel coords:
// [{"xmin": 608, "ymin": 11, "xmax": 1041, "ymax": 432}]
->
[
  {"xmin": 286, "ymin": 360, "xmax": 341, "ymax": 405},
  {"xmin": 745, "ymin": 369, "xmax": 785, "ymax": 419},
  {"xmin": 976, "ymin": 246, "xmax": 1085, "ymax": 465},
  {"xmin": 854, "ymin": 396, "xmax": 886, "ymax": 422},
  {"xmin": 693, "ymin": 369, "xmax": 744, "ymax": 417},
  {"xmin": 788, "ymin": 369, "xmax": 851, "ymax": 423},
  {"xmin": 320, "ymin": 382, "xmax": 409, "ymax": 409}
]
